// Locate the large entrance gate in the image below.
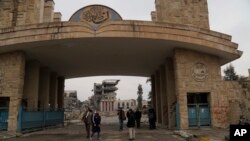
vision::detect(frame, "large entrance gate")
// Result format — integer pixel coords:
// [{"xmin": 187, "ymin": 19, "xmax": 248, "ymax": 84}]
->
[{"xmin": 187, "ymin": 93, "xmax": 211, "ymax": 127}]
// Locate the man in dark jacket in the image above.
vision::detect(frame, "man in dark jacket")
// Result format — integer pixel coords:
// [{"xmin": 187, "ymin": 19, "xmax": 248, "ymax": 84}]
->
[
  {"xmin": 82, "ymin": 107, "xmax": 93, "ymax": 138},
  {"xmin": 148, "ymin": 108, "xmax": 156, "ymax": 129},
  {"xmin": 91, "ymin": 111, "xmax": 101, "ymax": 140},
  {"xmin": 135, "ymin": 109, "xmax": 142, "ymax": 128},
  {"xmin": 117, "ymin": 107, "xmax": 126, "ymax": 131},
  {"xmin": 127, "ymin": 109, "xmax": 136, "ymax": 140}
]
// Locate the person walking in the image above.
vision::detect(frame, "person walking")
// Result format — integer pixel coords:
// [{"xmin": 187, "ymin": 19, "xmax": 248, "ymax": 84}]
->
[
  {"xmin": 148, "ymin": 108, "xmax": 156, "ymax": 129},
  {"xmin": 127, "ymin": 109, "xmax": 136, "ymax": 140},
  {"xmin": 90, "ymin": 111, "xmax": 101, "ymax": 140},
  {"xmin": 82, "ymin": 107, "xmax": 93, "ymax": 139},
  {"xmin": 117, "ymin": 107, "xmax": 126, "ymax": 131},
  {"xmin": 135, "ymin": 109, "xmax": 142, "ymax": 128}
]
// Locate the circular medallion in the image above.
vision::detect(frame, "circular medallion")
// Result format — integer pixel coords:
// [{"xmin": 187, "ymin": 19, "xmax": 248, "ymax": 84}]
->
[
  {"xmin": 192, "ymin": 62, "xmax": 208, "ymax": 81},
  {"xmin": 69, "ymin": 5, "xmax": 122, "ymax": 30}
]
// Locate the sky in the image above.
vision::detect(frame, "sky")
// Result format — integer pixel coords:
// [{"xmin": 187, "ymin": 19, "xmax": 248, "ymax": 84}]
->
[{"xmin": 54, "ymin": 0, "xmax": 250, "ymax": 101}]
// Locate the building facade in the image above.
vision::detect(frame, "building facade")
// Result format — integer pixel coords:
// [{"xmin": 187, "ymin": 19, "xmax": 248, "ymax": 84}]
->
[{"xmin": 91, "ymin": 79, "xmax": 119, "ymax": 112}]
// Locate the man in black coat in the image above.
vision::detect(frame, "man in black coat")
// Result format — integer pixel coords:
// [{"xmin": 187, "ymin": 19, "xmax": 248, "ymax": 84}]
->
[
  {"xmin": 135, "ymin": 109, "xmax": 142, "ymax": 128},
  {"xmin": 148, "ymin": 108, "xmax": 156, "ymax": 129},
  {"xmin": 127, "ymin": 109, "xmax": 136, "ymax": 140}
]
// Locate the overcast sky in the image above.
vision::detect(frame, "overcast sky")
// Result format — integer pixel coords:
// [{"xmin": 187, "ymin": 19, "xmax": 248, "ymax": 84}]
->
[{"xmin": 54, "ymin": 0, "xmax": 250, "ymax": 101}]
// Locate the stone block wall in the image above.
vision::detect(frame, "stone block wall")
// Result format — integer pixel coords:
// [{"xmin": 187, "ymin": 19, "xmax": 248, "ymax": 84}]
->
[
  {"xmin": 155, "ymin": 0, "xmax": 209, "ymax": 29},
  {"xmin": 174, "ymin": 49, "xmax": 250, "ymax": 129},
  {"xmin": 0, "ymin": 0, "xmax": 14, "ymax": 28},
  {"xmin": 0, "ymin": 0, "xmax": 58, "ymax": 28},
  {"xmin": 12, "ymin": 0, "xmax": 44, "ymax": 26},
  {"xmin": 0, "ymin": 52, "xmax": 25, "ymax": 131},
  {"xmin": 174, "ymin": 49, "xmax": 221, "ymax": 129}
]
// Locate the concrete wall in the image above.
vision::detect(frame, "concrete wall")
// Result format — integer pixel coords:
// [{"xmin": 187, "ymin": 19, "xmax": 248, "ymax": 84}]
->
[
  {"xmin": 0, "ymin": 52, "xmax": 25, "ymax": 131},
  {"xmin": 155, "ymin": 0, "xmax": 209, "ymax": 29}
]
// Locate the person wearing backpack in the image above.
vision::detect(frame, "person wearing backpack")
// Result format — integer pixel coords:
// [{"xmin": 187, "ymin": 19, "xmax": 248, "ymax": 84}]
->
[{"xmin": 127, "ymin": 109, "xmax": 136, "ymax": 140}]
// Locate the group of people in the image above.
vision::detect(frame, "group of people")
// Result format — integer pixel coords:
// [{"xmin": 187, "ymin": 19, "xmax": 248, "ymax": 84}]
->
[
  {"xmin": 82, "ymin": 107, "xmax": 157, "ymax": 141},
  {"xmin": 117, "ymin": 108, "xmax": 156, "ymax": 140},
  {"xmin": 82, "ymin": 107, "xmax": 101, "ymax": 140}
]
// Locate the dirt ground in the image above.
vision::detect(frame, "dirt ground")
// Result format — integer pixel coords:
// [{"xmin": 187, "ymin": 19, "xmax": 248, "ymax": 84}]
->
[{"xmin": 4, "ymin": 122, "xmax": 185, "ymax": 141}]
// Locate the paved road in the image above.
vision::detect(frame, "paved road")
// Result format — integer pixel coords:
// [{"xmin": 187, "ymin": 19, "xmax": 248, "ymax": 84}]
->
[{"xmin": 5, "ymin": 122, "xmax": 185, "ymax": 141}]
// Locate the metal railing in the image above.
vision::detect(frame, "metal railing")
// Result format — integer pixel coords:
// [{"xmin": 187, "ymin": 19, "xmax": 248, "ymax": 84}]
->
[{"xmin": 17, "ymin": 107, "xmax": 64, "ymax": 132}]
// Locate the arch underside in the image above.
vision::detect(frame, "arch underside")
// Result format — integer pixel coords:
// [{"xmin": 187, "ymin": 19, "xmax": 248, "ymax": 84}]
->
[{"xmin": 0, "ymin": 21, "xmax": 242, "ymax": 78}]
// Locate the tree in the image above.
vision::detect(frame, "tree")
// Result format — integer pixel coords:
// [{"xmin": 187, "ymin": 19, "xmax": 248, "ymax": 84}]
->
[
  {"xmin": 223, "ymin": 64, "xmax": 239, "ymax": 81},
  {"xmin": 137, "ymin": 84, "xmax": 143, "ymax": 110},
  {"xmin": 146, "ymin": 78, "xmax": 152, "ymax": 108}
]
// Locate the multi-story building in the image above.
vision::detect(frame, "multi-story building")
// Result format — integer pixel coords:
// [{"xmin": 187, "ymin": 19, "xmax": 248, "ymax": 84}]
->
[{"xmin": 91, "ymin": 79, "xmax": 119, "ymax": 112}]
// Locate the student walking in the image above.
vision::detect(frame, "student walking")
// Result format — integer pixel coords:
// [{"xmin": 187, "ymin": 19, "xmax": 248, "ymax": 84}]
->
[
  {"xmin": 148, "ymin": 108, "xmax": 156, "ymax": 129},
  {"xmin": 90, "ymin": 111, "xmax": 101, "ymax": 140},
  {"xmin": 117, "ymin": 107, "xmax": 126, "ymax": 131},
  {"xmin": 135, "ymin": 109, "xmax": 142, "ymax": 128},
  {"xmin": 127, "ymin": 109, "xmax": 136, "ymax": 140},
  {"xmin": 82, "ymin": 107, "xmax": 93, "ymax": 139}
]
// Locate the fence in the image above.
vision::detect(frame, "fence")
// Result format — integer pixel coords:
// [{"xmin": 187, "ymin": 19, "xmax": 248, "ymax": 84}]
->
[{"xmin": 17, "ymin": 107, "xmax": 64, "ymax": 132}]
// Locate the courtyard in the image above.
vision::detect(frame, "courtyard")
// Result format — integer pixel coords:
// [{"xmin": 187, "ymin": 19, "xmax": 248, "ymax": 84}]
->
[{"xmin": 3, "ymin": 122, "xmax": 185, "ymax": 141}]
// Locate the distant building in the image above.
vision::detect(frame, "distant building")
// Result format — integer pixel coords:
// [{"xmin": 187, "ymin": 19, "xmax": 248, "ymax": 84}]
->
[
  {"xmin": 64, "ymin": 90, "xmax": 82, "ymax": 111},
  {"xmin": 114, "ymin": 99, "xmax": 137, "ymax": 111},
  {"xmin": 91, "ymin": 79, "xmax": 120, "ymax": 112}
]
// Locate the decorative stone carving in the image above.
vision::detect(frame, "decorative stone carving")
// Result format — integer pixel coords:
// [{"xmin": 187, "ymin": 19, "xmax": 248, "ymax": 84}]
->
[
  {"xmin": 81, "ymin": 6, "xmax": 110, "ymax": 24},
  {"xmin": 69, "ymin": 5, "xmax": 122, "ymax": 30},
  {"xmin": 192, "ymin": 62, "xmax": 208, "ymax": 81}
]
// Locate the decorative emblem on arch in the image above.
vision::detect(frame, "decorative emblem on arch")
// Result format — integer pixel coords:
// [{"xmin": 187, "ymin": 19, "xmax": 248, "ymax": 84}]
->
[
  {"xmin": 69, "ymin": 5, "xmax": 122, "ymax": 30},
  {"xmin": 192, "ymin": 62, "xmax": 208, "ymax": 81},
  {"xmin": 81, "ymin": 6, "xmax": 110, "ymax": 24}
]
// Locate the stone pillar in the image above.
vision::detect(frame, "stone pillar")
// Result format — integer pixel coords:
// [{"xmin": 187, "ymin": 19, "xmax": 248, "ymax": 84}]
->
[
  {"xmin": 159, "ymin": 65, "xmax": 168, "ymax": 127},
  {"xmin": 100, "ymin": 101, "xmax": 103, "ymax": 112},
  {"xmin": 0, "ymin": 0, "xmax": 14, "ymax": 28},
  {"xmin": 23, "ymin": 60, "xmax": 40, "ymax": 109},
  {"xmin": 57, "ymin": 76, "xmax": 65, "ymax": 109},
  {"xmin": 16, "ymin": 0, "xmax": 45, "ymax": 26},
  {"xmin": 49, "ymin": 72, "xmax": 58, "ymax": 109},
  {"xmin": 155, "ymin": 0, "xmax": 209, "ymax": 29},
  {"xmin": 53, "ymin": 12, "xmax": 62, "ymax": 22},
  {"xmin": 43, "ymin": 0, "xmax": 55, "ymax": 23},
  {"xmin": 165, "ymin": 58, "xmax": 177, "ymax": 128},
  {"xmin": 38, "ymin": 68, "xmax": 50, "ymax": 109},
  {"xmin": 103, "ymin": 101, "xmax": 106, "ymax": 112},
  {"xmin": 0, "ymin": 52, "xmax": 25, "ymax": 132},
  {"xmin": 151, "ymin": 75, "xmax": 156, "ymax": 109},
  {"xmin": 155, "ymin": 70, "xmax": 162, "ymax": 124}
]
